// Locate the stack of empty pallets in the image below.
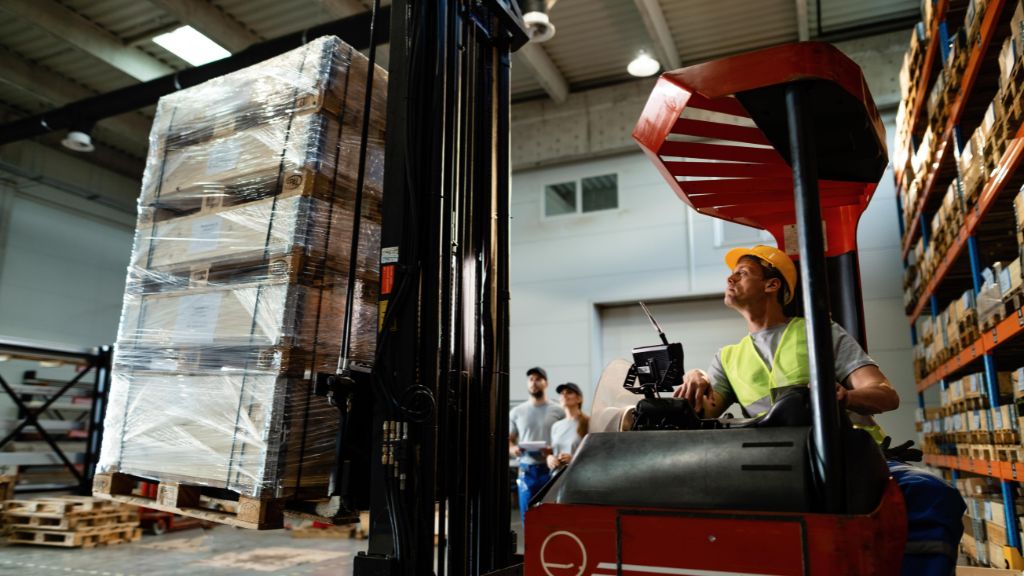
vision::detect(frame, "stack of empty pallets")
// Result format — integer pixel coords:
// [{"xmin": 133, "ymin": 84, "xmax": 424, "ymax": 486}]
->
[
  {"xmin": 3, "ymin": 496, "xmax": 140, "ymax": 548},
  {"xmin": 94, "ymin": 35, "xmax": 386, "ymax": 530}
]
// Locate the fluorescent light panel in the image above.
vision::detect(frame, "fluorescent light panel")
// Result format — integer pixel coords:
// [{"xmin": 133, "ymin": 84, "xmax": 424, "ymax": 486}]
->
[{"xmin": 153, "ymin": 26, "xmax": 231, "ymax": 66}]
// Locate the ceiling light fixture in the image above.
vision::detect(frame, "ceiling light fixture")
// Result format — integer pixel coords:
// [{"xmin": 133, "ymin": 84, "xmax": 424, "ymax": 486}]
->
[
  {"xmin": 522, "ymin": 0, "xmax": 557, "ymax": 43},
  {"xmin": 523, "ymin": 11, "xmax": 556, "ymax": 43},
  {"xmin": 153, "ymin": 26, "xmax": 231, "ymax": 66},
  {"xmin": 61, "ymin": 130, "xmax": 95, "ymax": 153},
  {"xmin": 628, "ymin": 51, "xmax": 661, "ymax": 77}
]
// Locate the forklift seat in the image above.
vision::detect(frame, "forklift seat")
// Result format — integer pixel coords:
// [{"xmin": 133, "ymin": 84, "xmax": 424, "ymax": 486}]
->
[{"xmin": 547, "ymin": 416, "xmax": 889, "ymax": 515}]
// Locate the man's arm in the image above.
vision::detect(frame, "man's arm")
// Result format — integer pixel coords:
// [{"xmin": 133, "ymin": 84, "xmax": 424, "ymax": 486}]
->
[
  {"xmin": 840, "ymin": 364, "xmax": 899, "ymax": 414},
  {"xmin": 509, "ymin": 432, "xmax": 521, "ymax": 457},
  {"xmin": 673, "ymin": 369, "xmax": 730, "ymax": 419},
  {"xmin": 509, "ymin": 411, "xmax": 521, "ymax": 457}
]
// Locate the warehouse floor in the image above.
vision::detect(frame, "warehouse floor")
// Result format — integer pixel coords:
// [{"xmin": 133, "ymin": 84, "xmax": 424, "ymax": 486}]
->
[
  {"xmin": 0, "ymin": 515, "xmax": 525, "ymax": 575},
  {"xmin": 0, "ymin": 525, "xmax": 368, "ymax": 576}
]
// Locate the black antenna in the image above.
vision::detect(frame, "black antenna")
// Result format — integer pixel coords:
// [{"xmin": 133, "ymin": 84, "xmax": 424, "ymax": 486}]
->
[{"xmin": 638, "ymin": 301, "xmax": 669, "ymax": 346}]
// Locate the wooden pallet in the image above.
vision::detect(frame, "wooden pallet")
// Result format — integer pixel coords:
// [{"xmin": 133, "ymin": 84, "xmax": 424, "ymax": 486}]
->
[
  {"xmin": 131, "ymin": 195, "xmax": 377, "ymax": 283},
  {"xmin": 130, "ymin": 245, "xmax": 358, "ymax": 294},
  {"xmin": 163, "ymin": 90, "xmax": 348, "ymax": 150},
  {"xmin": 995, "ymin": 445, "xmax": 1021, "ymax": 463},
  {"xmin": 6, "ymin": 524, "xmax": 142, "ymax": 548},
  {"xmin": 993, "ymin": 428, "xmax": 1019, "ymax": 445},
  {"xmin": 3, "ymin": 496, "xmax": 118, "ymax": 515},
  {"xmin": 0, "ymin": 475, "xmax": 15, "ymax": 503},
  {"xmin": 980, "ymin": 309, "xmax": 1006, "ymax": 332},
  {"xmin": 93, "ymin": 472, "xmax": 284, "ymax": 530},
  {"xmin": 944, "ymin": 396, "xmax": 990, "ymax": 416},
  {"xmin": 970, "ymin": 444, "xmax": 995, "ymax": 461},
  {"xmin": 4, "ymin": 508, "xmax": 138, "ymax": 531},
  {"xmin": 141, "ymin": 165, "xmax": 374, "ymax": 225}
]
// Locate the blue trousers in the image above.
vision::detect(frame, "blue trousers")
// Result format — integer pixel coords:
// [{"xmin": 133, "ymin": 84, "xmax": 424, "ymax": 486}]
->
[
  {"xmin": 517, "ymin": 462, "xmax": 550, "ymax": 524},
  {"xmin": 889, "ymin": 461, "xmax": 965, "ymax": 576}
]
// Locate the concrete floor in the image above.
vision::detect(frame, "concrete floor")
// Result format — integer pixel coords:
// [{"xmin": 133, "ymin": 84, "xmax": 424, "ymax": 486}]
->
[
  {"xmin": 0, "ymin": 525, "xmax": 369, "ymax": 576},
  {"xmin": 0, "ymin": 514, "xmax": 525, "ymax": 575}
]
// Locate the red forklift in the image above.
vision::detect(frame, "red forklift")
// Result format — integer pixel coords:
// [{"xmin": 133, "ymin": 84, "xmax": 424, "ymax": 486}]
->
[
  {"xmin": 524, "ymin": 42, "xmax": 910, "ymax": 576},
  {"xmin": 342, "ymin": 3, "xmax": 957, "ymax": 575}
]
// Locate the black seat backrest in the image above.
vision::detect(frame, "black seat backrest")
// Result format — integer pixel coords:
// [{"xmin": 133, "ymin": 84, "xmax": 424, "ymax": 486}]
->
[{"xmin": 749, "ymin": 386, "xmax": 812, "ymax": 427}]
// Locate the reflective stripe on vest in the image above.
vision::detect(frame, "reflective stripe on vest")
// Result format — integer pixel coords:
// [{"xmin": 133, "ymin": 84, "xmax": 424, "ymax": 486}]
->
[{"xmin": 720, "ymin": 317, "xmax": 887, "ymax": 443}]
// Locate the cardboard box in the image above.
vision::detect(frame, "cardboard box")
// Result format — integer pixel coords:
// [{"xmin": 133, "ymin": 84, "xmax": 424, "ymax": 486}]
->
[
  {"xmin": 1008, "ymin": 258, "xmax": 1023, "ymax": 294},
  {"xmin": 963, "ymin": 531, "xmax": 978, "ymax": 557},
  {"xmin": 960, "ymin": 477, "xmax": 999, "ymax": 496},
  {"xmin": 98, "ymin": 36, "xmax": 387, "ymax": 509},
  {"xmin": 990, "ymin": 541, "xmax": 1011, "ymax": 569},
  {"xmin": 986, "ymin": 499, "xmax": 1024, "ymax": 527},
  {"xmin": 987, "ymin": 519, "xmax": 1008, "ymax": 546}
]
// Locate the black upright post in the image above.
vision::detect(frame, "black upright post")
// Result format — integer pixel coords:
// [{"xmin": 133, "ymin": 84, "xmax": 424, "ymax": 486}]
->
[
  {"xmin": 785, "ymin": 82, "xmax": 845, "ymax": 513},
  {"xmin": 81, "ymin": 345, "xmax": 111, "ymax": 495},
  {"xmin": 827, "ymin": 252, "xmax": 868, "ymax": 350}
]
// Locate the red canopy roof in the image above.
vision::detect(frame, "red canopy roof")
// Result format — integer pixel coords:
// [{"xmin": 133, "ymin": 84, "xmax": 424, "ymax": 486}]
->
[{"xmin": 632, "ymin": 42, "xmax": 887, "ymax": 257}]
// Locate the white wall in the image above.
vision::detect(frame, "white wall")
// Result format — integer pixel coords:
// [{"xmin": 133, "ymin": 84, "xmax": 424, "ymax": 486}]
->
[
  {"xmin": 0, "ymin": 141, "xmax": 137, "ymax": 347},
  {"xmin": 0, "ymin": 142, "xmax": 136, "ymax": 419}
]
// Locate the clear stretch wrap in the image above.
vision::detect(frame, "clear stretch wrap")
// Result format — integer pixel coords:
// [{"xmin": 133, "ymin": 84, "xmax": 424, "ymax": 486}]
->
[{"xmin": 99, "ymin": 36, "xmax": 386, "ymax": 501}]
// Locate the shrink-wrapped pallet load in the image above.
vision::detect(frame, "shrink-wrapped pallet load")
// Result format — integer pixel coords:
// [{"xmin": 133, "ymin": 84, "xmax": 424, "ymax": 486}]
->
[{"xmin": 95, "ymin": 36, "xmax": 386, "ymax": 527}]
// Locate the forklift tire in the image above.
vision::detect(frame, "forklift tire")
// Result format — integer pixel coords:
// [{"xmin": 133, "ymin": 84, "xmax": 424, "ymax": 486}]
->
[{"xmin": 151, "ymin": 518, "xmax": 168, "ymax": 535}]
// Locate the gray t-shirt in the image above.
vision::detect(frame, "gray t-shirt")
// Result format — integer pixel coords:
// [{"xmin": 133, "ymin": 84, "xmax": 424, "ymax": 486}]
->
[
  {"xmin": 708, "ymin": 318, "xmax": 875, "ymax": 415},
  {"xmin": 550, "ymin": 417, "xmax": 583, "ymax": 458},
  {"xmin": 509, "ymin": 400, "xmax": 565, "ymax": 465}
]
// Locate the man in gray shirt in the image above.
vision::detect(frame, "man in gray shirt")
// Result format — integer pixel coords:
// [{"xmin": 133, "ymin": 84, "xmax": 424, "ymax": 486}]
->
[
  {"xmin": 673, "ymin": 245, "xmax": 899, "ymax": 435},
  {"xmin": 509, "ymin": 366, "xmax": 565, "ymax": 523}
]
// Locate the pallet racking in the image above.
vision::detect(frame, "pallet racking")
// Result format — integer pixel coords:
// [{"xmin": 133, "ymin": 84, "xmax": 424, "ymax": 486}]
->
[{"xmin": 899, "ymin": 0, "xmax": 1024, "ymax": 566}]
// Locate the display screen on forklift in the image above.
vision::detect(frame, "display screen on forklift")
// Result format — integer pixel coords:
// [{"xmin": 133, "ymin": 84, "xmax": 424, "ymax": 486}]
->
[{"xmin": 630, "ymin": 342, "xmax": 683, "ymax": 393}]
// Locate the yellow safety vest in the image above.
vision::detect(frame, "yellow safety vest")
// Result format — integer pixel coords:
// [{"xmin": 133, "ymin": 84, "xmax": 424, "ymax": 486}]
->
[{"xmin": 719, "ymin": 317, "xmax": 886, "ymax": 444}]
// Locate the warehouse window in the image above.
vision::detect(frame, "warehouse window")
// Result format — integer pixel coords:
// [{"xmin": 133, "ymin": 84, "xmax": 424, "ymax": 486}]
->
[
  {"xmin": 713, "ymin": 219, "xmax": 774, "ymax": 248},
  {"xmin": 544, "ymin": 181, "xmax": 577, "ymax": 216},
  {"xmin": 544, "ymin": 173, "xmax": 618, "ymax": 217}
]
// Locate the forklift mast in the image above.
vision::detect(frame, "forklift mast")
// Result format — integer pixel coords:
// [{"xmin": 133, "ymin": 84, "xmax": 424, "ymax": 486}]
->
[{"xmin": 353, "ymin": 1, "xmax": 528, "ymax": 575}]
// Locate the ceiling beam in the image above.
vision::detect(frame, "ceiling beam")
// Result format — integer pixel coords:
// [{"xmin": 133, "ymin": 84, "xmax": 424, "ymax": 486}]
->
[
  {"xmin": 795, "ymin": 0, "xmax": 810, "ymax": 41},
  {"xmin": 0, "ymin": 0, "xmax": 175, "ymax": 81},
  {"xmin": 0, "ymin": 104, "xmax": 145, "ymax": 181},
  {"xmin": 316, "ymin": 0, "xmax": 367, "ymax": 18},
  {"xmin": 632, "ymin": 0, "xmax": 680, "ymax": 71},
  {"xmin": 515, "ymin": 43, "xmax": 568, "ymax": 103},
  {"xmin": 0, "ymin": 48, "xmax": 151, "ymax": 145},
  {"xmin": 146, "ymin": 0, "xmax": 259, "ymax": 53}
]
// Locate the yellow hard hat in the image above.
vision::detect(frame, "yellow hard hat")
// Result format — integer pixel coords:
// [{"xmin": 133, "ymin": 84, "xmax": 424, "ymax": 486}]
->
[{"xmin": 724, "ymin": 245, "xmax": 797, "ymax": 305}]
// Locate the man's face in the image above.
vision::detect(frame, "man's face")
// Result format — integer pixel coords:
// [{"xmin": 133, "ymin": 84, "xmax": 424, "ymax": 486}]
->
[
  {"xmin": 527, "ymin": 373, "xmax": 548, "ymax": 398},
  {"xmin": 724, "ymin": 258, "xmax": 775, "ymax": 309}
]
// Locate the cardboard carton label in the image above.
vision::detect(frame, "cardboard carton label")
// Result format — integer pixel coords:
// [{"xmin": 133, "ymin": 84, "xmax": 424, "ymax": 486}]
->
[
  {"xmin": 174, "ymin": 292, "xmax": 224, "ymax": 344},
  {"xmin": 206, "ymin": 139, "xmax": 242, "ymax": 175},
  {"xmin": 189, "ymin": 216, "xmax": 222, "ymax": 254}
]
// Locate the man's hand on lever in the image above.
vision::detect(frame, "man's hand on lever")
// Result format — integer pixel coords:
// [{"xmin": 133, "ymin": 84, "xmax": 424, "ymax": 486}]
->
[
  {"xmin": 673, "ymin": 369, "xmax": 727, "ymax": 418},
  {"xmin": 674, "ymin": 369, "xmax": 711, "ymax": 405}
]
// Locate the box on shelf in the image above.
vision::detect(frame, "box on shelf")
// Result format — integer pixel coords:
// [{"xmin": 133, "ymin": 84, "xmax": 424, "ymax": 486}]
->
[
  {"xmin": 999, "ymin": 38, "xmax": 1019, "ymax": 92},
  {"xmin": 97, "ymin": 36, "xmax": 387, "ymax": 519}
]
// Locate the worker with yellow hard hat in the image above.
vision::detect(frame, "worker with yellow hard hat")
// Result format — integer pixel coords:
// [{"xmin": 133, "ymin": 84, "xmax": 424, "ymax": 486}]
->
[{"xmin": 673, "ymin": 244, "xmax": 899, "ymax": 441}]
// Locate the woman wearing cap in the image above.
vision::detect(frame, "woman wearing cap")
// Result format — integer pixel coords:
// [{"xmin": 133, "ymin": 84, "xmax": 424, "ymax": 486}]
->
[{"xmin": 547, "ymin": 382, "xmax": 589, "ymax": 470}]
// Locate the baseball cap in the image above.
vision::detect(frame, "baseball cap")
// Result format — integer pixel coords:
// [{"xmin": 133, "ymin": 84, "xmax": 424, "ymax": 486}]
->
[
  {"xmin": 555, "ymin": 382, "xmax": 582, "ymax": 396},
  {"xmin": 526, "ymin": 366, "xmax": 548, "ymax": 380},
  {"xmin": 724, "ymin": 245, "xmax": 797, "ymax": 305}
]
